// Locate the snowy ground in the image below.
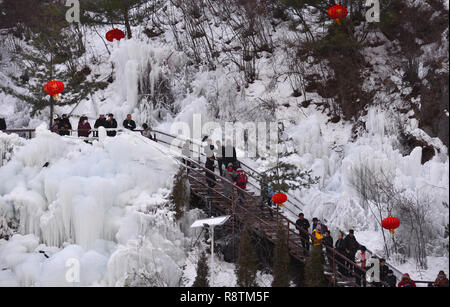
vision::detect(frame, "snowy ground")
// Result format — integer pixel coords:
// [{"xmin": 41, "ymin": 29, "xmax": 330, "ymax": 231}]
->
[
  {"xmin": 0, "ymin": 126, "xmax": 191, "ymax": 286},
  {"xmin": 181, "ymin": 246, "xmax": 273, "ymax": 287}
]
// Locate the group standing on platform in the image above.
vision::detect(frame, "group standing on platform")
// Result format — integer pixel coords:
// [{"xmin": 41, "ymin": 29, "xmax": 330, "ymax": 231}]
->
[{"xmin": 48, "ymin": 113, "xmax": 155, "ymax": 141}]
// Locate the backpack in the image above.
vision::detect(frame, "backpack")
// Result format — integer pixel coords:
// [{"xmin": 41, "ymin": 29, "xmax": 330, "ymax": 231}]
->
[
  {"xmin": 320, "ymin": 223, "xmax": 328, "ymax": 235},
  {"xmin": 235, "ymin": 169, "xmax": 248, "ymax": 189}
]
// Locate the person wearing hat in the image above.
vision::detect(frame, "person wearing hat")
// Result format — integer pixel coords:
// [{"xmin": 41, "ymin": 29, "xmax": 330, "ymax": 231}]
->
[
  {"xmin": 105, "ymin": 114, "xmax": 118, "ymax": 137},
  {"xmin": 398, "ymin": 273, "xmax": 416, "ymax": 287},
  {"xmin": 295, "ymin": 213, "xmax": 311, "ymax": 251},
  {"xmin": 311, "ymin": 217, "xmax": 319, "ymax": 232},
  {"xmin": 205, "ymin": 155, "xmax": 216, "ymax": 188},
  {"xmin": 343, "ymin": 229, "xmax": 360, "ymax": 275},
  {"xmin": 344, "ymin": 230, "xmax": 360, "ymax": 260},
  {"xmin": 434, "ymin": 271, "xmax": 449, "ymax": 287}
]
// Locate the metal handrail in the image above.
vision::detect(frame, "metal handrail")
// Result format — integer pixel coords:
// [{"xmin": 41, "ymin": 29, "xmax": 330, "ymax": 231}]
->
[
  {"xmin": 182, "ymin": 155, "xmax": 374, "ymax": 286},
  {"xmin": 3, "ymin": 127, "xmax": 408, "ymax": 286},
  {"xmin": 147, "ymin": 129, "xmax": 305, "ymax": 217}
]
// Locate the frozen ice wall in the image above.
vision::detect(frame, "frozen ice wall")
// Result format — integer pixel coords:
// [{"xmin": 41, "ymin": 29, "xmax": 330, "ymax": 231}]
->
[
  {"xmin": 275, "ymin": 108, "xmax": 449, "ymax": 258},
  {"xmin": 0, "ymin": 125, "xmax": 188, "ymax": 286},
  {"xmin": 105, "ymin": 40, "xmax": 187, "ymax": 121}
]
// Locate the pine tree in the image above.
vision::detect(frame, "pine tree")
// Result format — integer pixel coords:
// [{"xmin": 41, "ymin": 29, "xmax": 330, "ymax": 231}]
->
[
  {"xmin": 292, "ymin": 261, "xmax": 305, "ymax": 287},
  {"xmin": 271, "ymin": 227, "xmax": 290, "ymax": 287},
  {"xmin": 235, "ymin": 227, "xmax": 258, "ymax": 287},
  {"xmin": 261, "ymin": 137, "xmax": 319, "ymax": 193},
  {"xmin": 192, "ymin": 251, "xmax": 210, "ymax": 287},
  {"xmin": 81, "ymin": 0, "xmax": 164, "ymax": 39},
  {"xmin": 171, "ymin": 167, "xmax": 189, "ymax": 220},
  {"xmin": 304, "ymin": 245, "xmax": 327, "ymax": 287},
  {"xmin": 3, "ymin": 2, "xmax": 108, "ymax": 127}
]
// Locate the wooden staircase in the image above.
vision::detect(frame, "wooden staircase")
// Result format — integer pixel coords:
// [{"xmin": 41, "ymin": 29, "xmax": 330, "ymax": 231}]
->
[
  {"xmin": 4, "ymin": 127, "xmax": 398, "ymax": 287},
  {"xmin": 184, "ymin": 159, "xmax": 366, "ymax": 287}
]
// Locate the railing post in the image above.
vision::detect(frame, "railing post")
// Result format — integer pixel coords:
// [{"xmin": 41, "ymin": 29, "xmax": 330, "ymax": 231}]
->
[
  {"xmin": 276, "ymin": 204, "xmax": 279, "ymax": 226},
  {"xmin": 287, "ymin": 220, "xmax": 290, "ymax": 247},
  {"xmin": 232, "ymin": 187, "xmax": 235, "ymax": 263},
  {"xmin": 333, "ymin": 248, "xmax": 337, "ymax": 287}
]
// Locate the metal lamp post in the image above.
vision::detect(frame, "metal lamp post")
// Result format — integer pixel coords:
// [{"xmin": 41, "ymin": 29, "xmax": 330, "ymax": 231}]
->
[{"xmin": 190, "ymin": 215, "xmax": 230, "ymax": 286}]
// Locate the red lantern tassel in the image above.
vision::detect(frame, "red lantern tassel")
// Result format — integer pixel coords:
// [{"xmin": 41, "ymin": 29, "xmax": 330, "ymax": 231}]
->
[
  {"xmin": 334, "ymin": 18, "xmax": 341, "ymax": 25},
  {"xmin": 389, "ymin": 229, "xmax": 396, "ymax": 235}
]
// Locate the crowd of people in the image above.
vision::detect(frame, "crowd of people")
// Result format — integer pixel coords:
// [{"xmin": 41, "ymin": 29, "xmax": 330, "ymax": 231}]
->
[
  {"xmin": 179, "ymin": 138, "xmax": 449, "ymax": 288},
  {"xmin": 49, "ymin": 113, "xmax": 155, "ymax": 141},
  {"xmin": 294, "ymin": 214, "xmax": 449, "ymax": 287},
  {"xmin": 182, "ymin": 138, "xmax": 247, "ymax": 201}
]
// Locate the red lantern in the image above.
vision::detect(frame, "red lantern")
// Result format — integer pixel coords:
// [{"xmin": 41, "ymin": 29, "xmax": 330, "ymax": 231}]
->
[
  {"xmin": 328, "ymin": 4, "xmax": 348, "ymax": 25},
  {"xmin": 43, "ymin": 80, "xmax": 65, "ymax": 101},
  {"xmin": 272, "ymin": 193, "xmax": 288, "ymax": 207},
  {"xmin": 106, "ymin": 28, "xmax": 125, "ymax": 42},
  {"xmin": 382, "ymin": 216, "xmax": 400, "ymax": 235}
]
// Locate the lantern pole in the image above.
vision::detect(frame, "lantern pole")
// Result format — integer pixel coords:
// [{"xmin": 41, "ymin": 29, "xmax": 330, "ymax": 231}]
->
[
  {"xmin": 49, "ymin": 49, "xmax": 54, "ymax": 130},
  {"xmin": 49, "ymin": 95, "xmax": 55, "ymax": 130}
]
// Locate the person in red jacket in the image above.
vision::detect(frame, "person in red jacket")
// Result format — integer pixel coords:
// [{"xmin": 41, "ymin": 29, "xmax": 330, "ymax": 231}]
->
[
  {"xmin": 434, "ymin": 271, "xmax": 449, "ymax": 287},
  {"xmin": 77, "ymin": 116, "xmax": 91, "ymax": 137},
  {"xmin": 398, "ymin": 273, "xmax": 416, "ymax": 287}
]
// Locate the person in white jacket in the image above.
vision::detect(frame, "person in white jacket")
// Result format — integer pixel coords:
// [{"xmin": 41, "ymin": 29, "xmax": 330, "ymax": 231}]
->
[
  {"xmin": 355, "ymin": 246, "xmax": 369, "ymax": 287},
  {"xmin": 355, "ymin": 246, "xmax": 369, "ymax": 268}
]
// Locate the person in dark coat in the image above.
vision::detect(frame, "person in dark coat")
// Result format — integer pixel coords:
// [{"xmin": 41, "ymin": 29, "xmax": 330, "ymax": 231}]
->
[
  {"xmin": 77, "ymin": 116, "xmax": 92, "ymax": 137},
  {"xmin": 295, "ymin": 213, "xmax": 311, "ymax": 252},
  {"xmin": 379, "ymin": 258, "xmax": 389, "ymax": 285},
  {"xmin": 335, "ymin": 232, "xmax": 348, "ymax": 276},
  {"xmin": 59, "ymin": 114, "xmax": 72, "ymax": 136},
  {"xmin": 105, "ymin": 114, "xmax": 118, "ymax": 137},
  {"xmin": 205, "ymin": 155, "xmax": 216, "ymax": 188},
  {"xmin": 385, "ymin": 270, "xmax": 397, "ymax": 287},
  {"xmin": 311, "ymin": 218, "xmax": 319, "ymax": 232},
  {"xmin": 223, "ymin": 139, "xmax": 237, "ymax": 168},
  {"xmin": 94, "ymin": 114, "xmax": 107, "ymax": 137},
  {"xmin": 0, "ymin": 118, "xmax": 6, "ymax": 131},
  {"xmin": 123, "ymin": 114, "xmax": 136, "ymax": 131},
  {"xmin": 344, "ymin": 229, "xmax": 360, "ymax": 264},
  {"xmin": 323, "ymin": 230, "xmax": 334, "ymax": 266}
]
